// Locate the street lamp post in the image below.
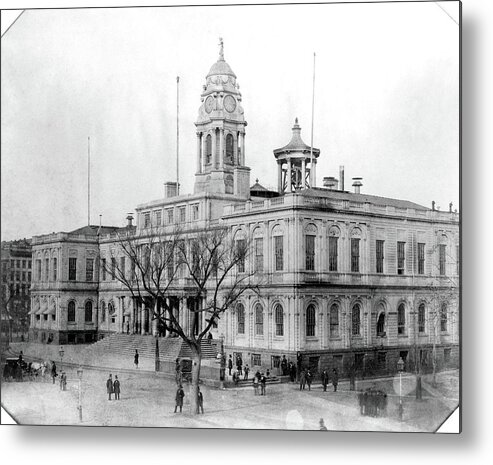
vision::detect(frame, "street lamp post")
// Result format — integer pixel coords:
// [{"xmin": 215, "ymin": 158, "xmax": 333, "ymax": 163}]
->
[
  {"xmin": 219, "ymin": 334, "xmax": 225, "ymax": 389},
  {"xmin": 397, "ymin": 357, "xmax": 405, "ymax": 421},
  {"xmin": 59, "ymin": 346, "xmax": 64, "ymax": 373},
  {"xmin": 77, "ymin": 366, "xmax": 83, "ymax": 422}
]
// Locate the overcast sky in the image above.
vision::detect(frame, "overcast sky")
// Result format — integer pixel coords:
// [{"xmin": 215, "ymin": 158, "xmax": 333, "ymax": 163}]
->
[{"xmin": 1, "ymin": 1, "xmax": 459, "ymax": 241}]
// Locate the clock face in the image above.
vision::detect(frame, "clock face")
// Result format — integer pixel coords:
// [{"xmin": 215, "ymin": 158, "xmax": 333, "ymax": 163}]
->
[
  {"xmin": 224, "ymin": 95, "xmax": 236, "ymax": 113},
  {"xmin": 205, "ymin": 96, "xmax": 214, "ymax": 113}
]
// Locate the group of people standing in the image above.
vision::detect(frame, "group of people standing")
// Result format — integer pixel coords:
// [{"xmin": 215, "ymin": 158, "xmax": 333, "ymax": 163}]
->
[
  {"xmin": 228, "ymin": 354, "xmax": 250, "ymax": 384},
  {"xmin": 106, "ymin": 374, "xmax": 121, "ymax": 400},
  {"xmin": 358, "ymin": 387, "xmax": 388, "ymax": 417},
  {"xmin": 252, "ymin": 371, "xmax": 267, "ymax": 396}
]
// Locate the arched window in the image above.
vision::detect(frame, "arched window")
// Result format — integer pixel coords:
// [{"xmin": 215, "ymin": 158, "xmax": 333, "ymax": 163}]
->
[
  {"xmin": 351, "ymin": 304, "xmax": 361, "ymax": 336},
  {"xmin": 226, "ymin": 133, "xmax": 234, "ymax": 164},
  {"xmin": 329, "ymin": 304, "xmax": 339, "ymax": 337},
  {"xmin": 85, "ymin": 301, "xmax": 93, "ymax": 323},
  {"xmin": 377, "ymin": 313, "xmax": 385, "ymax": 336},
  {"xmin": 418, "ymin": 303, "xmax": 426, "ymax": 333},
  {"xmin": 398, "ymin": 303, "xmax": 406, "ymax": 335},
  {"xmin": 255, "ymin": 304, "xmax": 263, "ymax": 336},
  {"xmin": 67, "ymin": 301, "xmax": 76, "ymax": 322},
  {"xmin": 306, "ymin": 304, "xmax": 316, "ymax": 337},
  {"xmin": 275, "ymin": 304, "xmax": 284, "ymax": 336},
  {"xmin": 101, "ymin": 301, "xmax": 106, "ymax": 323},
  {"xmin": 206, "ymin": 134, "xmax": 212, "ymax": 164},
  {"xmin": 440, "ymin": 303, "xmax": 448, "ymax": 332},
  {"xmin": 237, "ymin": 303, "xmax": 245, "ymax": 334}
]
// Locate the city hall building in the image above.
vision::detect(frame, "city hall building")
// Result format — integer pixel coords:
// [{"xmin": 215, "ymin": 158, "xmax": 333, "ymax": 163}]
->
[{"xmin": 29, "ymin": 43, "xmax": 459, "ymax": 377}]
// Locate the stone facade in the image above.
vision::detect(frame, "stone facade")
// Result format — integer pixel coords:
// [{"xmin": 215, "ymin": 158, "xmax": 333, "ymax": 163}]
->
[{"xmin": 29, "ymin": 42, "xmax": 459, "ymax": 378}]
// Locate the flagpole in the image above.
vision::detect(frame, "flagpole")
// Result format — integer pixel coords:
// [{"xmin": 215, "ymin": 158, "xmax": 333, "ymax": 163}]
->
[
  {"xmin": 310, "ymin": 52, "xmax": 316, "ymax": 187},
  {"xmin": 176, "ymin": 76, "xmax": 180, "ymax": 195},
  {"xmin": 88, "ymin": 136, "xmax": 90, "ymax": 226}
]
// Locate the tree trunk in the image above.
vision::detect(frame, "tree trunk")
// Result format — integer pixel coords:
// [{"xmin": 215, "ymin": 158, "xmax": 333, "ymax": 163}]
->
[{"xmin": 189, "ymin": 343, "xmax": 202, "ymax": 415}]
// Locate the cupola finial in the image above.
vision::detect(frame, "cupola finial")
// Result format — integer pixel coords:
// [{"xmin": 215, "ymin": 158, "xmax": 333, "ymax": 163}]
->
[{"xmin": 219, "ymin": 37, "xmax": 224, "ymax": 61}]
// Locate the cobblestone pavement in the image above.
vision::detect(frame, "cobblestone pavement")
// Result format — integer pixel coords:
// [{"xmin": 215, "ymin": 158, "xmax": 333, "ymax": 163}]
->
[{"xmin": 1, "ymin": 366, "xmax": 458, "ymax": 431}]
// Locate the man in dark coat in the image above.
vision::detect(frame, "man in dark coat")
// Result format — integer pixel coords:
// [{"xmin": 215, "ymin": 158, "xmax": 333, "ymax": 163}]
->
[
  {"xmin": 321, "ymin": 369, "xmax": 329, "ymax": 392},
  {"xmin": 260, "ymin": 373, "xmax": 267, "ymax": 395},
  {"xmin": 332, "ymin": 368, "xmax": 339, "ymax": 392},
  {"xmin": 134, "ymin": 350, "xmax": 139, "ymax": 369},
  {"xmin": 281, "ymin": 355, "xmax": 288, "ymax": 376},
  {"xmin": 306, "ymin": 369, "xmax": 313, "ymax": 391},
  {"xmin": 106, "ymin": 374, "xmax": 114, "ymax": 400},
  {"xmin": 228, "ymin": 355, "xmax": 233, "ymax": 376},
  {"xmin": 174, "ymin": 385, "xmax": 185, "ymax": 413},
  {"xmin": 113, "ymin": 375, "xmax": 121, "ymax": 400},
  {"xmin": 289, "ymin": 362, "xmax": 295, "ymax": 382},
  {"xmin": 299, "ymin": 369, "xmax": 306, "ymax": 390},
  {"xmin": 51, "ymin": 361, "xmax": 57, "ymax": 384},
  {"xmin": 197, "ymin": 386, "xmax": 204, "ymax": 414}
]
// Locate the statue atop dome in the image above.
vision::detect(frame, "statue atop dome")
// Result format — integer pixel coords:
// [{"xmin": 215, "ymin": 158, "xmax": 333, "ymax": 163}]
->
[{"xmin": 219, "ymin": 37, "xmax": 224, "ymax": 61}]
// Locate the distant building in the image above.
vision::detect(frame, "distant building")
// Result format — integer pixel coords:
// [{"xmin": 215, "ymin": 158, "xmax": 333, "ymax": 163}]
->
[
  {"xmin": 1, "ymin": 238, "xmax": 32, "ymax": 338},
  {"xmin": 30, "ymin": 41, "xmax": 459, "ymax": 376}
]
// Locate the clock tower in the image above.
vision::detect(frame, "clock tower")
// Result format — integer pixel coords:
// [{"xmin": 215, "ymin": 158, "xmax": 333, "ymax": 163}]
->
[{"xmin": 194, "ymin": 39, "xmax": 250, "ymax": 197}]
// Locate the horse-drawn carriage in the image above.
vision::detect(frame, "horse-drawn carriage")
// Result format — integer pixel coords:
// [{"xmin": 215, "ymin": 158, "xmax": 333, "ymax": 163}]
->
[{"xmin": 2, "ymin": 357, "xmax": 48, "ymax": 382}]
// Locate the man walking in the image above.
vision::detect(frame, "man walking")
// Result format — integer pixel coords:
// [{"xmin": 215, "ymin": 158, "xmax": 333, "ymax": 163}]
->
[
  {"xmin": 321, "ymin": 369, "xmax": 329, "ymax": 392},
  {"xmin": 260, "ymin": 373, "xmax": 267, "ymax": 396},
  {"xmin": 134, "ymin": 350, "xmax": 139, "ymax": 369},
  {"xmin": 106, "ymin": 374, "xmax": 114, "ymax": 400},
  {"xmin": 244, "ymin": 364, "xmax": 250, "ymax": 380},
  {"xmin": 113, "ymin": 375, "xmax": 121, "ymax": 400},
  {"xmin": 51, "ymin": 361, "xmax": 57, "ymax": 385},
  {"xmin": 306, "ymin": 369, "xmax": 313, "ymax": 391},
  {"xmin": 228, "ymin": 355, "xmax": 233, "ymax": 377},
  {"xmin": 299, "ymin": 369, "xmax": 306, "ymax": 391},
  {"xmin": 197, "ymin": 387, "xmax": 204, "ymax": 414},
  {"xmin": 174, "ymin": 385, "xmax": 185, "ymax": 413},
  {"xmin": 332, "ymin": 368, "xmax": 339, "ymax": 392}
]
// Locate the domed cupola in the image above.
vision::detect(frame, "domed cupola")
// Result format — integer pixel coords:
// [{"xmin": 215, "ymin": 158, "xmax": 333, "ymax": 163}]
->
[
  {"xmin": 273, "ymin": 118, "xmax": 320, "ymax": 193},
  {"xmin": 194, "ymin": 39, "xmax": 250, "ymax": 198}
]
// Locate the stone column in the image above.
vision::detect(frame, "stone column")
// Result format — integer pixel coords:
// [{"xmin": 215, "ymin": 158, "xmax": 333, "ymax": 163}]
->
[
  {"xmin": 276, "ymin": 162, "xmax": 282, "ymax": 193},
  {"xmin": 140, "ymin": 302, "xmax": 145, "ymax": 335},
  {"xmin": 301, "ymin": 159, "xmax": 306, "ymax": 189},
  {"xmin": 196, "ymin": 133, "xmax": 202, "ymax": 173},
  {"xmin": 202, "ymin": 132, "xmax": 207, "ymax": 169},
  {"xmin": 287, "ymin": 159, "xmax": 292, "ymax": 192},
  {"xmin": 219, "ymin": 128, "xmax": 224, "ymax": 169},
  {"xmin": 234, "ymin": 132, "xmax": 239, "ymax": 166},
  {"xmin": 212, "ymin": 128, "xmax": 217, "ymax": 169}
]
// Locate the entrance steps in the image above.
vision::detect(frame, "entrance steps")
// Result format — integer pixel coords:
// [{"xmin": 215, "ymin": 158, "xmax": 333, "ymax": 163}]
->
[{"xmin": 81, "ymin": 334, "xmax": 219, "ymax": 371}]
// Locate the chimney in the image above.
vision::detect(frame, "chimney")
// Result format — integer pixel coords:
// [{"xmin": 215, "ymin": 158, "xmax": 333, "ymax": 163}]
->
[
  {"xmin": 323, "ymin": 176, "xmax": 338, "ymax": 190},
  {"xmin": 126, "ymin": 213, "xmax": 134, "ymax": 228},
  {"xmin": 164, "ymin": 181, "xmax": 178, "ymax": 198},
  {"xmin": 449, "ymin": 202, "xmax": 453, "ymax": 213},
  {"xmin": 432, "ymin": 200, "xmax": 435, "ymax": 211},
  {"xmin": 352, "ymin": 177, "xmax": 363, "ymax": 194},
  {"xmin": 339, "ymin": 165, "xmax": 345, "ymax": 191}
]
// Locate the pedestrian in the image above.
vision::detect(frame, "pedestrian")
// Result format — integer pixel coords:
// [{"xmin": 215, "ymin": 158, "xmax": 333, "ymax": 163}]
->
[
  {"xmin": 289, "ymin": 362, "xmax": 295, "ymax": 382},
  {"xmin": 358, "ymin": 390, "xmax": 365, "ymax": 415},
  {"xmin": 59, "ymin": 371, "xmax": 67, "ymax": 391},
  {"xmin": 51, "ymin": 361, "xmax": 57, "ymax": 385},
  {"xmin": 253, "ymin": 375, "xmax": 259, "ymax": 395},
  {"xmin": 197, "ymin": 387, "xmax": 204, "ymax": 414},
  {"xmin": 237, "ymin": 355, "xmax": 243, "ymax": 376},
  {"xmin": 299, "ymin": 369, "xmax": 306, "ymax": 391},
  {"xmin": 174, "ymin": 385, "xmax": 185, "ymax": 413},
  {"xmin": 321, "ymin": 369, "xmax": 329, "ymax": 392},
  {"xmin": 306, "ymin": 369, "xmax": 313, "ymax": 391},
  {"xmin": 244, "ymin": 364, "xmax": 250, "ymax": 380},
  {"xmin": 106, "ymin": 374, "xmax": 114, "ymax": 400},
  {"xmin": 228, "ymin": 355, "xmax": 233, "ymax": 376},
  {"xmin": 332, "ymin": 368, "xmax": 339, "ymax": 392},
  {"xmin": 281, "ymin": 355, "xmax": 288, "ymax": 376},
  {"xmin": 260, "ymin": 373, "xmax": 267, "ymax": 396},
  {"xmin": 126, "ymin": 322, "xmax": 130, "ymax": 334},
  {"xmin": 134, "ymin": 349, "xmax": 139, "ymax": 369},
  {"xmin": 113, "ymin": 375, "xmax": 121, "ymax": 400},
  {"xmin": 319, "ymin": 418, "xmax": 328, "ymax": 431},
  {"xmin": 233, "ymin": 370, "xmax": 239, "ymax": 385}
]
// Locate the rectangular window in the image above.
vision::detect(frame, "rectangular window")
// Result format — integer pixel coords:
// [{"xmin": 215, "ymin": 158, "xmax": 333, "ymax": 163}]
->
[
  {"xmin": 254, "ymin": 238, "xmax": 263, "ymax": 272},
  {"xmin": 86, "ymin": 258, "xmax": 94, "ymax": 282},
  {"xmin": 179, "ymin": 207, "xmax": 186, "ymax": 223},
  {"xmin": 376, "ymin": 240, "xmax": 384, "ymax": 273},
  {"xmin": 439, "ymin": 244, "xmax": 446, "ymax": 276},
  {"xmin": 28, "ymin": 272, "xmax": 31, "ymax": 281},
  {"xmin": 191, "ymin": 204, "xmax": 199, "ymax": 221},
  {"xmin": 155, "ymin": 210, "xmax": 162, "ymax": 227},
  {"xmin": 274, "ymin": 236, "xmax": 283, "ymax": 271},
  {"xmin": 111, "ymin": 258, "xmax": 116, "ymax": 280},
  {"xmin": 166, "ymin": 242, "xmax": 174, "ymax": 278},
  {"xmin": 444, "ymin": 348, "xmax": 451, "ymax": 365},
  {"xmin": 418, "ymin": 243, "xmax": 425, "ymax": 275},
  {"xmin": 377, "ymin": 352, "xmax": 387, "ymax": 369},
  {"xmin": 329, "ymin": 236, "xmax": 338, "ymax": 272},
  {"xmin": 15, "ymin": 271, "xmax": 20, "ymax": 281},
  {"xmin": 236, "ymin": 239, "xmax": 245, "ymax": 273},
  {"xmin": 144, "ymin": 212, "xmax": 151, "ymax": 228},
  {"xmin": 397, "ymin": 241, "xmax": 405, "ymax": 275},
  {"xmin": 22, "ymin": 260, "xmax": 26, "ymax": 268},
  {"xmin": 16, "ymin": 260, "xmax": 20, "ymax": 268},
  {"xmin": 45, "ymin": 259, "xmax": 49, "ymax": 281},
  {"xmin": 28, "ymin": 260, "xmax": 31, "ymax": 269},
  {"xmin": 53, "ymin": 258, "xmax": 57, "ymax": 281},
  {"xmin": 22, "ymin": 272, "xmax": 26, "ymax": 281},
  {"xmin": 351, "ymin": 238, "xmax": 360, "ymax": 273},
  {"xmin": 68, "ymin": 258, "xmax": 77, "ymax": 281},
  {"xmin": 251, "ymin": 354, "xmax": 262, "ymax": 366},
  {"xmin": 120, "ymin": 257, "xmax": 126, "ymax": 279},
  {"xmin": 166, "ymin": 208, "xmax": 174, "ymax": 224},
  {"xmin": 305, "ymin": 235, "xmax": 315, "ymax": 271}
]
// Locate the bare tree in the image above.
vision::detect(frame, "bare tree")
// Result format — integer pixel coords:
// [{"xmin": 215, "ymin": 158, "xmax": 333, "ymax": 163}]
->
[{"xmin": 101, "ymin": 224, "xmax": 258, "ymax": 415}]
